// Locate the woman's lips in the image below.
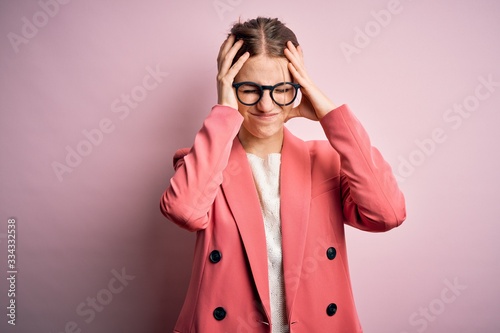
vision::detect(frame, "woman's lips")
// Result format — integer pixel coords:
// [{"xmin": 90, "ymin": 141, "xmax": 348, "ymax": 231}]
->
[{"xmin": 249, "ymin": 112, "xmax": 279, "ymax": 120}]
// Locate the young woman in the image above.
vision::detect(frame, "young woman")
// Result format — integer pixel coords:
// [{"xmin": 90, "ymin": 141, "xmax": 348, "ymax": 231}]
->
[{"xmin": 160, "ymin": 17, "xmax": 406, "ymax": 333}]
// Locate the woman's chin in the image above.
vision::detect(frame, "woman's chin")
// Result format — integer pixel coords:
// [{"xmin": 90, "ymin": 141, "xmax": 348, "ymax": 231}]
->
[{"xmin": 247, "ymin": 124, "xmax": 283, "ymax": 140}]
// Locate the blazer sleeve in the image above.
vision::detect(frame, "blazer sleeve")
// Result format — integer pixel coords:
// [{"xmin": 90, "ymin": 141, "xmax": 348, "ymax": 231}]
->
[
  {"xmin": 319, "ymin": 104, "xmax": 406, "ymax": 232},
  {"xmin": 160, "ymin": 105, "xmax": 243, "ymax": 231}
]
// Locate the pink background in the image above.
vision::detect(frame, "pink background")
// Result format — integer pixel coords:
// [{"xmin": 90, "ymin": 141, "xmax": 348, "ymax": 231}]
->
[{"xmin": 1, "ymin": 0, "xmax": 500, "ymax": 332}]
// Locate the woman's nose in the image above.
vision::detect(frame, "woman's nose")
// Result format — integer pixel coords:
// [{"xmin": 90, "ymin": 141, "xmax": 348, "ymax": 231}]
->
[{"xmin": 256, "ymin": 90, "xmax": 274, "ymax": 111}]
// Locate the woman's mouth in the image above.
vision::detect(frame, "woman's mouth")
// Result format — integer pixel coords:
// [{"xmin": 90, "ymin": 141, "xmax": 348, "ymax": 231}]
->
[{"xmin": 249, "ymin": 112, "xmax": 279, "ymax": 121}]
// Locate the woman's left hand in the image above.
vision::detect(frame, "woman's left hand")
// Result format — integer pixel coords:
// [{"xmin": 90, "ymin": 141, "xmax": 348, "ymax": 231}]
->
[{"xmin": 284, "ymin": 41, "xmax": 336, "ymax": 121}]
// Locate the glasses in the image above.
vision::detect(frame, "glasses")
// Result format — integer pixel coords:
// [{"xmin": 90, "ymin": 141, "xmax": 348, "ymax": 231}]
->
[{"xmin": 232, "ymin": 81, "xmax": 301, "ymax": 106}]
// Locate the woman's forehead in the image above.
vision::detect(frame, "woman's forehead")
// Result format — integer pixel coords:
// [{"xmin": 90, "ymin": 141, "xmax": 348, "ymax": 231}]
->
[{"xmin": 236, "ymin": 55, "xmax": 291, "ymax": 83}]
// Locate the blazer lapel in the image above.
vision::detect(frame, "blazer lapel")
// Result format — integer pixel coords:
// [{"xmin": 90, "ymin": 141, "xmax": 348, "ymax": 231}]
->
[
  {"xmin": 280, "ymin": 127, "xmax": 312, "ymax": 319},
  {"xmin": 221, "ymin": 137, "xmax": 271, "ymax": 320}
]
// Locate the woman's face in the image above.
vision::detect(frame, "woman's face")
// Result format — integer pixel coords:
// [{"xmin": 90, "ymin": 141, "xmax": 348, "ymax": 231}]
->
[{"xmin": 234, "ymin": 54, "xmax": 294, "ymax": 143}]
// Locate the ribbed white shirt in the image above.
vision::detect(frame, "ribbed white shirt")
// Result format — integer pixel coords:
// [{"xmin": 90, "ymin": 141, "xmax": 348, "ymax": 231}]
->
[{"xmin": 247, "ymin": 153, "xmax": 288, "ymax": 333}]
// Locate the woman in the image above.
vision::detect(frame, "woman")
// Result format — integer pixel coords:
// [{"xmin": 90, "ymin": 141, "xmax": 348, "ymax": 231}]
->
[{"xmin": 160, "ymin": 17, "xmax": 406, "ymax": 333}]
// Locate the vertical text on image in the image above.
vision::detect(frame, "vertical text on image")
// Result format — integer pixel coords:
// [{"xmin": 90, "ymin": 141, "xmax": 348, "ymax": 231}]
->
[{"xmin": 6, "ymin": 218, "xmax": 17, "ymax": 326}]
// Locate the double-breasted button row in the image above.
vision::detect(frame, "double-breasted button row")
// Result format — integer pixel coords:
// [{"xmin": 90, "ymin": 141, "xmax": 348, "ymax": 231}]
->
[
  {"xmin": 209, "ymin": 250, "xmax": 223, "ymax": 321},
  {"xmin": 209, "ymin": 251, "xmax": 224, "ymax": 320},
  {"xmin": 325, "ymin": 246, "xmax": 337, "ymax": 317},
  {"xmin": 210, "ymin": 249, "xmax": 336, "ymax": 320},
  {"xmin": 209, "ymin": 250, "xmax": 222, "ymax": 263},
  {"xmin": 213, "ymin": 304, "xmax": 336, "ymax": 320},
  {"xmin": 213, "ymin": 307, "xmax": 226, "ymax": 320}
]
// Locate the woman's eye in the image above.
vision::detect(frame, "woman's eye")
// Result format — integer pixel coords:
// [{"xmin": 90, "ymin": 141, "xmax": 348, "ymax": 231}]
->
[
  {"xmin": 274, "ymin": 89, "xmax": 290, "ymax": 94},
  {"xmin": 242, "ymin": 89, "xmax": 260, "ymax": 94}
]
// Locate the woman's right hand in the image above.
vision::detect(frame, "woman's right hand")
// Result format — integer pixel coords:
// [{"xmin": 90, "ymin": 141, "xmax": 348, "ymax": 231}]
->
[{"xmin": 216, "ymin": 35, "xmax": 250, "ymax": 109}]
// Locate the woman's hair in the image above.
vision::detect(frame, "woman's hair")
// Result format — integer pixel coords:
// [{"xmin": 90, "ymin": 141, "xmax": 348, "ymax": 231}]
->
[{"xmin": 230, "ymin": 17, "xmax": 299, "ymax": 66}]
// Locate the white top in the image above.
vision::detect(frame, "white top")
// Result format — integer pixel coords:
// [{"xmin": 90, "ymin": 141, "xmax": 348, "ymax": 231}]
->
[{"xmin": 246, "ymin": 153, "xmax": 288, "ymax": 333}]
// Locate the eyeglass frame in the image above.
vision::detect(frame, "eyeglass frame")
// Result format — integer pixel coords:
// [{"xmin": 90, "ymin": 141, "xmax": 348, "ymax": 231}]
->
[{"xmin": 232, "ymin": 81, "xmax": 301, "ymax": 106}]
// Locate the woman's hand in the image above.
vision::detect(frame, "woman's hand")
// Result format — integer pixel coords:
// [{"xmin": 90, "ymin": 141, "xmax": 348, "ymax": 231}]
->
[
  {"xmin": 284, "ymin": 41, "xmax": 336, "ymax": 121},
  {"xmin": 217, "ymin": 35, "xmax": 250, "ymax": 109}
]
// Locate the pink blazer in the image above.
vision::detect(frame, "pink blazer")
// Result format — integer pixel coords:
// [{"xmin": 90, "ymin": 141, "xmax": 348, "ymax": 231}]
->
[{"xmin": 160, "ymin": 104, "xmax": 406, "ymax": 333}]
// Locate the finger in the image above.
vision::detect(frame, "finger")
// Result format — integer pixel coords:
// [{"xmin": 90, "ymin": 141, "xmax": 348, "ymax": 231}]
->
[
  {"xmin": 284, "ymin": 45, "xmax": 303, "ymax": 70},
  {"xmin": 287, "ymin": 62, "xmax": 300, "ymax": 82},
  {"xmin": 218, "ymin": 39, "xmax": 244, "ymax": 77},
  {"xmin": 296, "ymin": 45, "xmax": 305, "ymax": 62},
  {"xmin": 297, "ymin": 44, "xmax": 304, "ymax": 56},
  {"xmin": 284, "ymin": 49, "xmax": 299, "ymax": 77},
  {"xmin": 286, "ymin": 42, "xmax": 306, "ymax": 73},
  {"xmin": 285, "ymin": 41, "xmax": 301, "ymax": 59},
  {"xmin": 286, "ymin": 53, "xmax": 307, "ymax": 83},
  {"xmin": 288, "ymin": 62, "xmax": 313, "ymax": 98},
  {"xmin": 217, "ymin": 34, "xmax": 235, "ymax": 65},
  {"xmin": 226, "ymin": 51, "xmax": 250, "ymax": 80},
  {"xmin": 218, "ymin": 35, "xmax": 239, "ymax": 72},
  {"xmin": 285, "ymin": 44, "xmax": 310, "ymax": 85}
]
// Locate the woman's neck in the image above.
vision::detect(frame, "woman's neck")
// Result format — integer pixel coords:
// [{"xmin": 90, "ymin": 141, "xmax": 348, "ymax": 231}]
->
[{"xmin": 238, "ymin": 129, "xmax": 283, "ymax": 158}]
